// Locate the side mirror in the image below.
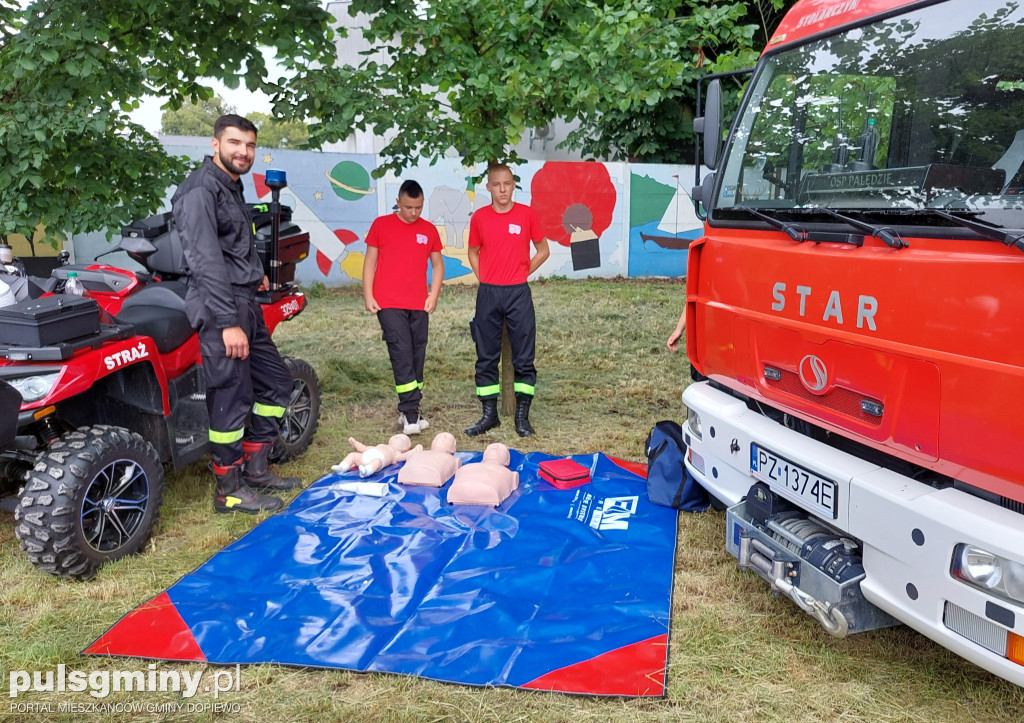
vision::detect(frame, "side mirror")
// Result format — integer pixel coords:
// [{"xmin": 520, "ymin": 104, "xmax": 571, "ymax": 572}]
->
[
  {"xmin": 703, "ymin": 79, "xmax": 723, "ymax": 171},
  {"xmin": 691, "ymin": 173, "xmax": 717, "ymax": 220}
]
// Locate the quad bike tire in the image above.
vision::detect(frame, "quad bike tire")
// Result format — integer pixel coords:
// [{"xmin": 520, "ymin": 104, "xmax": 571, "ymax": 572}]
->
[
  {"xmin": 14, "ymin": 425, "xmax": 164, "ymax": 580},
  {"xmin": 269, "ymin": 356, "xmax": 321, "ymax": 463}
]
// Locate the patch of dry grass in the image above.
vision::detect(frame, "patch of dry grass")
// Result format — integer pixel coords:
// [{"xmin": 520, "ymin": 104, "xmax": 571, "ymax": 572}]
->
[{"xmin": 0, "ymin": 278, "xmax": 1021, "ymax": 722}]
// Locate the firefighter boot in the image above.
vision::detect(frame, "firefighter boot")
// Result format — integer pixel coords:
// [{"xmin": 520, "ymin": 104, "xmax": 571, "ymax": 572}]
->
[
  {"xmin": 514, "ymin": 393, "xmax": 535, "ymax": 437},
  {"xmin": 464, "ymin": 398, "xmax": 500, "ymax": 437},
  {"xmin": 242, "ymin": 441, "xmax": 304, "ymax": 491},
  {"xmin": 214, "ymin": 461, "xmax": 284, "ymax": 514}
]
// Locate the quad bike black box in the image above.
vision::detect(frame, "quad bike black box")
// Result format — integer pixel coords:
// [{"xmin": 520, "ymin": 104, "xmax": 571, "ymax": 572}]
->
[
  {"xmin": 254, "ymin": 222, "xmax": 311, "ymax": 285},
  {"xmin": 121, "ymin": 212, "xmax": 172, "ymax": 239},
  {"xmin": 119, "ymin": 212, "xmax": 187, "ymax": 277},
  {"xmin": 0, "ymin": 295, "xmax": 101, "ymax": 346}
]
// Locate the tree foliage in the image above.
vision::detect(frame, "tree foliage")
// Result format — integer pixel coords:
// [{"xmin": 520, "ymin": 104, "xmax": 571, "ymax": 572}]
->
[
  {"xmin": 0, "ymin": 0, "xmax": 333, "ymax": 246},
  {"xmin": 286, "ymin": 0, "xmax": 778, "ymax": 172},
  {"xmin": 246, "ymin": 113, "xmax": 310, "ymax": 149},
  {"xmin": 578, "ymin": 0, "xmax": 792, "ymax": 163},
  {"xmin": 162, "ymin": 100, "xmax": 310, "ymax": 149},
  {"xmin": 161, "ymin": 97, "xmax": 236, "ymax": 137}
]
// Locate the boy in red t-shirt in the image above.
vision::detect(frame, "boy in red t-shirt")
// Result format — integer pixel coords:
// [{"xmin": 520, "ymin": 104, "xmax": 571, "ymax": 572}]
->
[
  {"xmin": 363, "ymin": 180, "xmax": 444, "ymax": 434},
  {"xmin": 464, "ymin": 163, "xmax": 550, "ymax": 437}
]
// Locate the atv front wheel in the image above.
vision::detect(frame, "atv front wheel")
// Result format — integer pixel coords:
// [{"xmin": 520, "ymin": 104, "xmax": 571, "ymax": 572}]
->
[
  {"xmin": 15, "ymin": 425, "xmax": 164, "ymax": 580},
  {"xmin": 270, "ymin": 356, "xmax": 321, "ymax": 463}
]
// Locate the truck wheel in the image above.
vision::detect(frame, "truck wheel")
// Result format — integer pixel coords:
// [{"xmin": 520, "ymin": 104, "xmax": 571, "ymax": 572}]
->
[
  {"xmin": 270, "ymin": 356, "xmax": 321, "ymax": 463},
  {"xmin": 14, "ymin": 425, "xmax": 164, "ymax": 581}
]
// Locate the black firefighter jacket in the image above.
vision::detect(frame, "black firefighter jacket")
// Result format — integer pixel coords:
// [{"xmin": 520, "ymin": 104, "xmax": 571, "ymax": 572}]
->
[{"xmin": 171, "ymin": 156, "xmax": 262, "ymax": 331}]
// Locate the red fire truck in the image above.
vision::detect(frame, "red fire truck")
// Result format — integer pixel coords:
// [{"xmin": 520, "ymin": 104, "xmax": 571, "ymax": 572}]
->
[{"xmin": 687, "ymin": 0, "xmax": 1024, "ymax": 686}]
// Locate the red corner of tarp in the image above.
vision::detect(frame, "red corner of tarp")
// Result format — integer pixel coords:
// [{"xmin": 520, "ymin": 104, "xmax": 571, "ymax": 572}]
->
[
  {"xmin": 607, "ymin": 456, "xmax": 648, "ymax": 479},
  {"xmin": 520, "ymin": 634, "xmax": 667, "ymax": 697},
  {"xmin": 84, "ymin": 592, "xmax": 206, "ymax": 662}
]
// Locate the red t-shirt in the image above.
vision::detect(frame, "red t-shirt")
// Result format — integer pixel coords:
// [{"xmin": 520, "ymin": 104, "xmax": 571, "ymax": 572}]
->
[
  {"xmin": 467, "ymin": 203, "xmax": 544, "ymax": 285},
  {"xmin": 365, "ymin": 214, "xmax": 443, "ymax": 309}
]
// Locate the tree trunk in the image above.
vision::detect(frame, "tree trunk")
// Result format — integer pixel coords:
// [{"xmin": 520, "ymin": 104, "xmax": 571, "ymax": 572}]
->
[{"xmin": 501, "ymin": 324, "xmax": 514, "ymax": 417}]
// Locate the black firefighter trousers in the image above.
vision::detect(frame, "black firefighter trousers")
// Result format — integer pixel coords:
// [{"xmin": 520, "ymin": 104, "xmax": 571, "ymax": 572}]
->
[
  {"xmin": 198, "ymin": 294, "xmax": 293, "ymax": 466},
  {"xmin": 472, "ymin": 282, "xmax": 537, "ymax": 400},
  {"xmin": 377, "ymin": 307, "xmax": 428, "ymax": 414}
]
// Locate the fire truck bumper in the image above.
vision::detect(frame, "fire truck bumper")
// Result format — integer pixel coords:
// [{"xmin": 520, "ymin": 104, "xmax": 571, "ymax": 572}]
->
[{"xmin": 682, "ymin": 380, "xmax": 1024, "ymax": 687}]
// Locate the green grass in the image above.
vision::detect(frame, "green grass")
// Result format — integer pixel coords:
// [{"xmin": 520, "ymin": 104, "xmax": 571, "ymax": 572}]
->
[{"xmin": 1, "ymin": 278, "xmax": 1022, "ymax": 722}]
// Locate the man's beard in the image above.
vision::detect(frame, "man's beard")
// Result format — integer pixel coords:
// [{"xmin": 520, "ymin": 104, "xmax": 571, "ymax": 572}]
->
[{"xmin": 219, "ymin": 149, "xmax": 252, "ymax": 176}]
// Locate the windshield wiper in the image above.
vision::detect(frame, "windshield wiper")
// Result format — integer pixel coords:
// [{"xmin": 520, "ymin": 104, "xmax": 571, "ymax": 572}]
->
[
  {"xmin": 735, "ymin": 207, "xmax": 808, "ymax": 242},
  {"xmin": 927, "ymin": 209, "xmax": 1024, "ymax": 253},
  {"xmin": 806, "ymin": 207, "xmax": 908, "ymax": 249}
]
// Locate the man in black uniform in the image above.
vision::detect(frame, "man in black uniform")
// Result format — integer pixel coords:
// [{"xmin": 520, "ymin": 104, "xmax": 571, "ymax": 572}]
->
[{"xmin": 172, "ymin": 114, "xmax": 301, "ymax": 514}]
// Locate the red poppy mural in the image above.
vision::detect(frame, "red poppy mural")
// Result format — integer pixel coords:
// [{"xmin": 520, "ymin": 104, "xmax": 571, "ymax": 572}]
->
[{"xmin": 530, "ymin": 163, "xmax": 616, "ymax": 270}]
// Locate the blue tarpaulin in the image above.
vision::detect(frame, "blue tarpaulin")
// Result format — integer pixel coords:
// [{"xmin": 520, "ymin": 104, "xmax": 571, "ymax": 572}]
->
[{"xmin": 87, "ymin": 451, "xmax": 677, "ymax": 696}]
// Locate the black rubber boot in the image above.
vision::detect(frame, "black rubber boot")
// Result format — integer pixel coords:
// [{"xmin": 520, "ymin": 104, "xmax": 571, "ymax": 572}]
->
[
  {"xmin": 464, "ymin": 398, "xmax": 500, "ymax": 437},
  {"xmin": 214, "ymin": 461, "xmax": 284, "ymax": 515},
  {"xmin": 514, "ymin": 393, "xmax": 535, "ymax": 437},
  {"xmin": 242, "ymin": 441, "xmax": 303, "ymax": 491}
]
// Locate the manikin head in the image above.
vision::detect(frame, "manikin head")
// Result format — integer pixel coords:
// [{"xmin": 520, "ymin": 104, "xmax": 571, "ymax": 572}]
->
[
  {"xmin": 482, "ymin": 442, "xmax": 510, "ymax": 466},
  {"xmin": 388, "ymin": 434, "xmax": 413, "ymax": 452},
  {"xmin": 430, "ymin": 432, "xmax": 457, "ymax": 454}
]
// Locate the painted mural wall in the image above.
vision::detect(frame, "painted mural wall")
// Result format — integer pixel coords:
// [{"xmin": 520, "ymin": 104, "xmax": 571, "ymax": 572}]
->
[{"xmin": 73, "ymin": 145, "xmax": 705, "ymax": 283}]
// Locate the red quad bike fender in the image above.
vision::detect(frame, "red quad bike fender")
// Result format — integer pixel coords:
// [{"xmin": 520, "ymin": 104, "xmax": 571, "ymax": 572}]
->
[
  {"xmin": 262, "ymin": 291, "xmax": 307, "ymax": 335},
  {"xmin": 71, "ymin": 260, "xmax": 307, "ymax": 335},
  {"xmin": 18, "ymin": 335, "xmax": 176, "ymax": 416},
  {"xmin": 73, "ymin": 264, "xmax": 141, "ymax": 316},
  {"xmin": 14, "ymin": 291, "xmax": 305, "ymax": 418}
]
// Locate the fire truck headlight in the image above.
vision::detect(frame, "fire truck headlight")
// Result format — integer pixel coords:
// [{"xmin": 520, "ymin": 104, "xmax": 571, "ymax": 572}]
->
[
  {"xmin": 1002, "ymin": 559, "xmax": 1024, "ymax": 602},
  {"xmin": 686, "ymin": 407, "xmax": 702, "ymax": 441},
  {"xmin": 954, "ymin": 545, "xmax": 1002, "ymax": 589},
  {"xmin": 952, "ymin": 544, "xmax": 1024, "ymax": 606}
]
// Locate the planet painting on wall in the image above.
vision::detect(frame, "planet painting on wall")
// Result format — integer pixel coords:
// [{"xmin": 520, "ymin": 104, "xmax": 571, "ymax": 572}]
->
[{"xmin": 326, "ymin": 161, "xmax": 376, "ymax": 201}]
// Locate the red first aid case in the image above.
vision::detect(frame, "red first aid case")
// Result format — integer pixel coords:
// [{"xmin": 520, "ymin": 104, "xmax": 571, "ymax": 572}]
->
[{"xmin": 538, "ymin": 459, "xmax": 591, "ymax": 489}]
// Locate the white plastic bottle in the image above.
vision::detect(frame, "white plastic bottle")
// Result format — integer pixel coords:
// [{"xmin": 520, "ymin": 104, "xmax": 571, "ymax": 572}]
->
[
  {"xmin": 64, "ymin": 271, "xmax": 85, "ymax": 297},
  {"xmin": 0, "ymin": 279, "xmax": 15, "ymax": 307}
]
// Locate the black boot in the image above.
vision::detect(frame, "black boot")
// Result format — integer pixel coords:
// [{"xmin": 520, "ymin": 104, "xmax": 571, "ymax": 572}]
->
[
  {"xmin": 464, "ymin": 398, "xmax": 500, "ymax": 437},
  {"xmin": 214, "ymin": 461, "xmax": 284, "ymax": 514},
  {"xmin": 514, "ymin": 393, "xmax": 535, "ymax": 437},
  {"xmin": 242, "ymin": 441, "xmax": 303, "ymax": 491}
]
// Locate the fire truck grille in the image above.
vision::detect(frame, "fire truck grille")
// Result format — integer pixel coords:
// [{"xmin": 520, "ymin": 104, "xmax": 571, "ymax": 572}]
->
[
  {"xmin": 1002, "ymin": 497, "xmax": 1024, "ymax": 516},
  {"xmin": 944, "ymin": 601, "xmax": 1008, "ymax": 656},
  {"xmin": 769, "ymin": 370, "xmax": 883, "ymax": 427}
]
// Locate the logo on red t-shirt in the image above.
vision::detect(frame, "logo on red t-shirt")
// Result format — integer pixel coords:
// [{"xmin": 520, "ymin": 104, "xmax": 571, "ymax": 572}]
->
[
  {"xmin": 416, "ymin": 233, "xmax": 428, "ymax": 245},
  {"xmin": 508, "ymin": 224, "xmax": 521, "ymax": 235}
]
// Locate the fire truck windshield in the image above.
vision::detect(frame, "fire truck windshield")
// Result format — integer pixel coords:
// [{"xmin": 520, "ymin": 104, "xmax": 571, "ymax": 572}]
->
[{"xmin": 715, "ymin": 0, "xmax": 1024, "ymax": 224}]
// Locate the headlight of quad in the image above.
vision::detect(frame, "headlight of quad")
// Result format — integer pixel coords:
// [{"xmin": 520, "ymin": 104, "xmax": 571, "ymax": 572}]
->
[{"xmin": 7, "ymin": 372, "xmax": 59, "ymax": 403}]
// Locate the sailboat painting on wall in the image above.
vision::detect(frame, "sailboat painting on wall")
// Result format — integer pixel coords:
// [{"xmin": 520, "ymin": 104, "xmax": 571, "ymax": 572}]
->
[
  {"xmin": 639, "ymin": 181, "xmax": 697, "ymax": 250},
  {"xmin": 628, "ymin": 169, "xmax": 704, "ymax": 278}
]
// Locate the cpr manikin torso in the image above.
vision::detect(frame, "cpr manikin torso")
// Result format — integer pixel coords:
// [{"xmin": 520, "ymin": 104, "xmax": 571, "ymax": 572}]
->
[
  {"xmin": 398, "ymin": 432, "xmax": 462, "ymax": 487},
  {"xmin": 447, "ymin": 442, "xmax": 519, "ymax": 506}
]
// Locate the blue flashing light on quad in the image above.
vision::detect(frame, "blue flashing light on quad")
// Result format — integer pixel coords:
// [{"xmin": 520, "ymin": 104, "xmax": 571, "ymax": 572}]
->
[{"xmin": 0, "ymin": 185, "xmax": 321, "ymax": 580}]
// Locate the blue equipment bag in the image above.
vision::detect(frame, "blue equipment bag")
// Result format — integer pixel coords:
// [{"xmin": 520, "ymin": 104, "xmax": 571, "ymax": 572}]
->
[{"xmin": 644, "ymin": 420, "xmax": 710, "ymax": 512}]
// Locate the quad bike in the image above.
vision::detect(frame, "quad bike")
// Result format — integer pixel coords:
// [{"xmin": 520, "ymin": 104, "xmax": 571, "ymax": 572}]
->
[{"xmin": 0, "ymin": 174, "xmax": 321, "ymax": 580}]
